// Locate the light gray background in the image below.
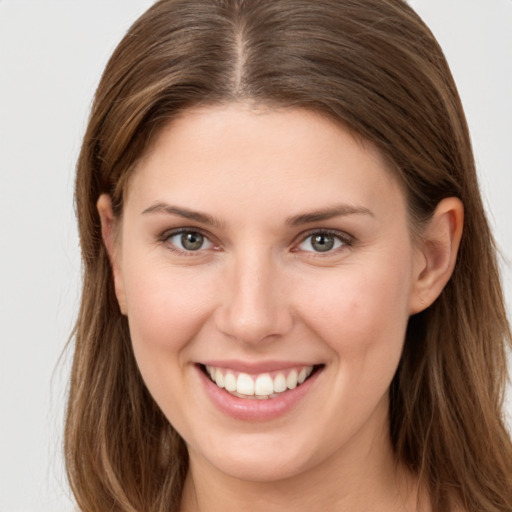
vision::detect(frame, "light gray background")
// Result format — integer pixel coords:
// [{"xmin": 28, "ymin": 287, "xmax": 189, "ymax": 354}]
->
[{"xmin": 0, "ymin": 1, "xmax": 511, "ymax": 511}]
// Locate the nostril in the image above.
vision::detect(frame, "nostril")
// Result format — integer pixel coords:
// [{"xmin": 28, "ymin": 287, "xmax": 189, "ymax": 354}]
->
[{"xmin": 213, "ymin": 280, "xmax": 294, "ymax": 344}]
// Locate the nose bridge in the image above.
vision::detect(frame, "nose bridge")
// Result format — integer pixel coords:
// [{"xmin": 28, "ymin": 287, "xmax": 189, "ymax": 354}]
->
[{"xmin": 216, "ymin": 247, "xmax": 292, "ymax": 344}]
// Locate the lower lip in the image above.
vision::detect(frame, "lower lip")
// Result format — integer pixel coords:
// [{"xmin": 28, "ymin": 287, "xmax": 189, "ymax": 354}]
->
[{"xmin": 196, "ymin": 365, "xmax": 322, "ymax": 422}]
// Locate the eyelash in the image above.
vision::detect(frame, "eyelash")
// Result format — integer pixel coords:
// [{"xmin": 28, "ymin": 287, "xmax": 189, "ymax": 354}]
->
[
  {"xmin": 159, "ymin": 228, "xmax": 216, "ymax": 256},
  {"xmin": 292, "ymin": 229, "xmax": 353, "ymax": 256},
  {"xmin": 159, "ymin": 228, "xmax": 353, "ymax": 256}
]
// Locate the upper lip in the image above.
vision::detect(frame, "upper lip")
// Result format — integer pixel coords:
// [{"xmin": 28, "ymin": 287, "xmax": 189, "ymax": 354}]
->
[{"xmin": 199, "ymin": 360, "xmax": 321, "ymax": 374}]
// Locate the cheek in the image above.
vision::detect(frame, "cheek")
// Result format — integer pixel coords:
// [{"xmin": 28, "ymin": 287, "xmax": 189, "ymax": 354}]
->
[
  {"xmin": 299, "ymin": 252, "xmax": 413, "ymax": 370},
  {"xmin": 120, "ymin": 260, "xmax": 218, "ymax": 428},
  {"xmin": 122, "ymin": 258, "xmax": 216, "ymax": 362}
]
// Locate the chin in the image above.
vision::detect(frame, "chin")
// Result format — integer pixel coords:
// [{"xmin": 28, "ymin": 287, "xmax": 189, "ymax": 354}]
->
[
  {"xmin": 189, "ymin": 430, "xmax": 319, "ymax": 483},
  {"xmin": 210, "ymin": 452, "xmax": 313, "ymax": 483}
]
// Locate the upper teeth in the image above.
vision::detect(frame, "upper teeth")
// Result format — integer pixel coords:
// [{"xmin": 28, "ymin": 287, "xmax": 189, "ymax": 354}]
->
[{"xmin": 205, "ymin": 365, "xmax": 314, "ymax": 398}]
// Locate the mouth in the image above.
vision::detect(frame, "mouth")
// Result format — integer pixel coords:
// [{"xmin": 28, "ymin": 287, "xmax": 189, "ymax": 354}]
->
[{"xmin": 199, "ymin": 363, "xmax": 323, "ymax": 400}]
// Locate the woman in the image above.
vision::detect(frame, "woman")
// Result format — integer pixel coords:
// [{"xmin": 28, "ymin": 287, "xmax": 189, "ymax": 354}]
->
[{"xmin": 65, "ymin": 0, "xmax": 512, "ymax": 511}]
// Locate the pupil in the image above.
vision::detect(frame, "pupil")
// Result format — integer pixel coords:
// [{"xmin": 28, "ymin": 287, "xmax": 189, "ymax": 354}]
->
[
  {"xmin": 312, "ymin": 234, "xmax": 334, "ymax": 252},
  {"xmin": 181, "ymin": 232, "xmax": 203, "ymax": 250}
]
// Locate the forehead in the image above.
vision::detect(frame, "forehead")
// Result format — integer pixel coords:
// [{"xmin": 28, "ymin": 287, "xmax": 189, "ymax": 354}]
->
[{"xmin": 125, "ymin": 103, "xmax": 406, "ymax": 224}]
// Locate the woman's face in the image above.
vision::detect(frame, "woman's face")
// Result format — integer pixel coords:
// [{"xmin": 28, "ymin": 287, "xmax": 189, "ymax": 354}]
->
[{"xmin": 104, "ymin": 103, "xmax": 426, "ymax": 483}]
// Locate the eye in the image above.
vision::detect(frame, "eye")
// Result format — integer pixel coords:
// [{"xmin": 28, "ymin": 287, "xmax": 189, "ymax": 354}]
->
[
  {"xmin": 296, "ymin": 231, "xmax": 349, "ymax": 253},
  {"xmin": 166, "ymin": 230, "xmax": 214, "ymax": 252}
]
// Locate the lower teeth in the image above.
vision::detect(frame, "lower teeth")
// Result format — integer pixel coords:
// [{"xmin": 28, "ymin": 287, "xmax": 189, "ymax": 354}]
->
[{"xmin": 229, "ymin": 390, "xmax": 282, "ymax": 400}]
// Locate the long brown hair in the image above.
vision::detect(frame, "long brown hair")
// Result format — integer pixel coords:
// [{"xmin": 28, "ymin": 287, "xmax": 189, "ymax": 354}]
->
[{"xmin": 66, "ymin": 1, "xmax": 512, "ymax": 510}]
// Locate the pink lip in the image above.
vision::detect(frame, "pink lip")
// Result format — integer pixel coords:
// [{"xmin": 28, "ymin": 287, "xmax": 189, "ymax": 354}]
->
[
  {"xmin": 200, "ymin": 359, "xmax": 317, "ymax": 374},
  {"xmin": 196, "ymin": 363, "xmax": 323, "ymax": 422}
]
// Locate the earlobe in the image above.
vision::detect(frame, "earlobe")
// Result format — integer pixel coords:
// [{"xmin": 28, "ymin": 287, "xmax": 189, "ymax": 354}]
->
[
  {"xmin": 97, "ymin": 194, "xmax": 127, "ymax": 315},
  {"xmin": 409, "ymin": 197, "xmax": 464, "ymax": 314}
]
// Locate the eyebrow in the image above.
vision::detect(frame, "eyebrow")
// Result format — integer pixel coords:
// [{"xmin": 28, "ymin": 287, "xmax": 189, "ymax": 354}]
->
[
  {"xmin": 286, "ymin": 204, "xmax": 374, "ymax": 226},
  {"xmin": 141, "ymin": 201, "xmax": 373, "ymax": 228},
  {"xmin": 141, "ymin": 202, "xmax": 225, "ymax": 228}
]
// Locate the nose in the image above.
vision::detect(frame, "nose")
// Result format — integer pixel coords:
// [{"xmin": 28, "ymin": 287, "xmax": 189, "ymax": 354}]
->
[{"xmin": 214, "ymin": 252, "xmax": 293, "ymax": 346}]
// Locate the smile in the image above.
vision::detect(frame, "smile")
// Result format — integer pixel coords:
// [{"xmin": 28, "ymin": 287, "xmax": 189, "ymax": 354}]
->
[{"xmin": 204, "ymin": 365, "xmax": 315, "ymax": 399}]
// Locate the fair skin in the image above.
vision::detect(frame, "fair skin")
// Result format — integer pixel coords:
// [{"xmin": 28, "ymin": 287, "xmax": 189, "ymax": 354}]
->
[{"xmin": 98, "ymin": 103, "xmax": 463, "ymax": 512}]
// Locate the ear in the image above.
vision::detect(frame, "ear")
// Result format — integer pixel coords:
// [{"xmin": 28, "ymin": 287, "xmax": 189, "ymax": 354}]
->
[
  {"xmin": 409, "ymin": 197, "xmax": 464, "ymax": 314},
  {"xmin": 97, "ymin": 194, "xmax": 127, "ymax": 315}
]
